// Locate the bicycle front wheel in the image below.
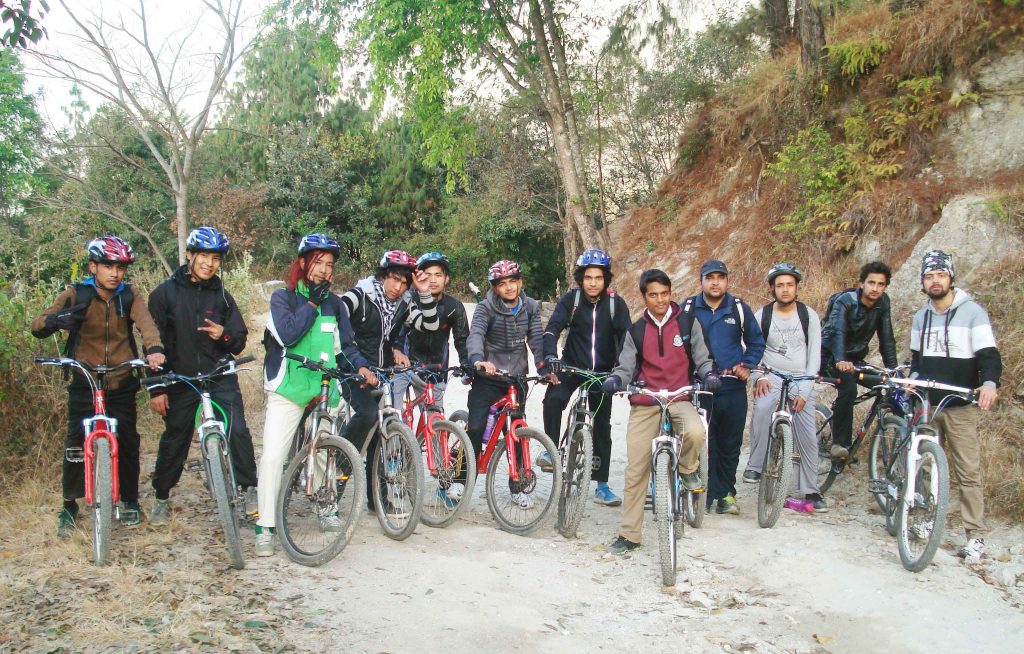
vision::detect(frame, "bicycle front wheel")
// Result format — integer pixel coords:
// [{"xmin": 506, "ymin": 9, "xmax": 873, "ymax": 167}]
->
[
  {"xmin": 896, "ymin": 439, "xmax": 950, "ymax": 572},
  {"xmin": 92, "ymin": 437, "xmax": 113, "ymax": 566},
  {"xmin": 684, "ymin": 438, "xmax": 709, "ymax": 528},
  {"xmin": 758, "ymin": 419, "xmax": 794, "ymax": 529},
  {"xmin": 371, "ymin": 422, "xmax": 424, "ymax": 540},
  {"xmin": 654, "ymin": 450, "xmax": 677, "ymax": 587},
  {"xmin": 486, "ymin": 427, "xmax": 560, "ymax": 536},
  {"xmin": 815, "ymin": 403, "xmax": 837, "ymax": 493},
  {"xmin": 205, "ymin": 434, "xmax": 244, "ymax": 570},
  {"xmin": 420, "ymin": 418, "xmax": 477, "ymax": 528},
  {"xmin": 869, "ymin": 415, "xmax": 905, "ymax": 514},
  {"xmin": 278, "ymin": 436, "xmax": 366, "ymax": 567},
  {"xmin": 557, "ymin": 425, "xmax": 593, "ymax": 539}
]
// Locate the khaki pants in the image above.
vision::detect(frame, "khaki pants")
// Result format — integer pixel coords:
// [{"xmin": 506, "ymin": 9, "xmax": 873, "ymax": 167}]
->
[
  {"xmin": 619, "ymin": 401, "xmax": 706, "ymax": 543},
  {"xmin": 936, "ymin": 404, "xmax": 986, "ymax": 535}
]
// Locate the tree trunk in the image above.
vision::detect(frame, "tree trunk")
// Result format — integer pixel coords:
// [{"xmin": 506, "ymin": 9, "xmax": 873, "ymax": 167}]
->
[
  {"xmin": 175, "ymin": 181, "xmax": 188, "ymax": 265},
  {"xmin": 548, "ymin": 111, "xmax": 600, "ymax": 256},
  {"xmin": 763, "ymin": 0, "xmax": 789, "ymax": 56},
  {"xmin": 795, "ymin": 0, "xmax": 826, "ymax": 77}
]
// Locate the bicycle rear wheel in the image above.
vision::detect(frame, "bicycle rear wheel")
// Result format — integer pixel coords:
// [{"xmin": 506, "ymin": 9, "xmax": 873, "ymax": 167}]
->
[
  {"xmin": 278, "ymin": 435, "xmax": 365, "ymax": 567},
  {"xmin": 486, "ymin": 427, "xmax": 560, "ymax": 536},
  {"xmin": 205, "ymin": 433, "xmax": 244, "ymax": 569},
  {"xmin": 869, "ymin": 415, "xmax": 905, "ymax": 514},
  {"xmin": 557, "ymin": 425, "xmax": 593, "ymax": 539},
  {"xmin": 371, "ymin": 422, "xmax": 424, "ymax": 540},
  {"xmin": 420, "ymin": 418, "xmax": 477, "ymax": 528},
  {"xmin": 684, "ymin": 439, "xmax": 708, "ymax": 528},
  {"xmin": 896, "ymin": 439, "xmax": 950, "ymax": 572},
  {"xmin": 654, "ymin": 450, "xmax": 677, "ymax": 587},
  {"xmin": 92, "ymin": 437, "xmax": 113, "ymax": 566},
  {"xmin": 757, "ymin": 420, "xmax": 794, "ymax": 529},
  {"xmin": 815, "ymin": 403, "xmax": 838, "ymax": 493}
]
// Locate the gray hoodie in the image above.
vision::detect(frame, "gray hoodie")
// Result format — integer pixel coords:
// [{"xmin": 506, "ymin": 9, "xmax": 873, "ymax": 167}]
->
[{"xmin": 467, "ymin": 289, "xmax": 545, "ymax": 378}]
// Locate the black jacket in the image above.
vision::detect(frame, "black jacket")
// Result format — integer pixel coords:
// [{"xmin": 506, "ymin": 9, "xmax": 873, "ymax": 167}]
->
[
  {"xmin": 399, "ymin": 293, "xmax": 469, "ymax": 368},
  {"xmin": 821, "ymin": 289, "xmax": 898, "ymax": 367},
  {"xmin": 542, "ymin": 289, "xmax": 631, "ymax": 372},
  {"xmin": 148, "ymin": 266, "xmax": 247, "ymax": 392}
]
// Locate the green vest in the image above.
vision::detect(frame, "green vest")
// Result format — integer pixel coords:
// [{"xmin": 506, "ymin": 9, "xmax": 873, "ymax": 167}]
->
[{"xmin": 272, "ymin": 283, "xmax": 341, "ymax": 407}]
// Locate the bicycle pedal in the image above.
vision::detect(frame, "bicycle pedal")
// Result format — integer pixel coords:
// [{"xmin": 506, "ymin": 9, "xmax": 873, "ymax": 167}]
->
[
  {"xmin": 184, "ymin": 460, "xmax": 203, "ymax": 472},
  {"xmin": 65, "ymin": 447, "xmax": 85, "ymax": 463},
  {"xmin": 867, "ymin": 479, "xmax": 889, "ymax": 494}
]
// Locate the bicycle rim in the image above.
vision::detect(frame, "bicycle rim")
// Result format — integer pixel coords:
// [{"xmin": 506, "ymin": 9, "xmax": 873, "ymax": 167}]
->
[
  {"xmin": 684, "ymin": 440, "xmax": 708, "ymax": 528},
  {"xmin": 205, "ymin": 435, "xmax": 244, "ymax": 569},
  {"xmin": 758, "ymin": 420, "xmax": 794, "ymax": 529},
  {"xmin": 654, "ymin": 451, "xmax": 677, "ymax": 586},
  {"xmin": 92, "ymin": 438, "xmax": 112, "ymax": 566},
  {"xmin": 896, "ymin": 439, "xmax": 950, "ymax": 572},
  {"xmin": 420, "ymin": 419, "xmax": 476, "ymax": 528},
  {"xmin": 486, "ymin": 427, "xmax": 560, "ymax": 536},
  {"xmin": 371, "ymin": 422, "xmax": 423, "ymax": 541},
  {"xmin": 278, "ymin": 436, "xmax": 366, "ymax": 567},
  {"xmin": 557, "ymin": 426, "xmax": 593, "ymax": 539}
]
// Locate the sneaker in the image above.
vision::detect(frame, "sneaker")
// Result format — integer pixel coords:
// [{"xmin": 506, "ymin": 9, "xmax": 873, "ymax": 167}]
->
[
  {"xmin": 318, "ymin": 513, "xmax": 343, "ymax": 532},
  {"xmin": 150, "ymin": 498, "xmax": 171, "ymax": 525},
  {"xmin": 446, "ymin": 482, "xmax": 466, "ymax": 502},
  {"xmin": 716, "ymin": 495, "xmax": 739, "ymax": 515},
  {"xmin": 243, "ymin": 487, "xmax": 259, "ymax": 518},
  {"xmin": 742, "ymin": 469, "xmax": 761, "ymax": 484},
  {"xmin": 511, "ymin": 492, "xmax": 535, "ymax": 510},
  {"xmin": 57, "ymin": 506, "xmax": 78, "ymax": 538},
  {"xmin": 681, "ymin": 472, "xmax": 702, "ymax": 491},
  {"xmin": 607, "ymin": 535, "xmax": 641, "ymax": 555},
  {"xmin": 805, "ymin": 493, "xmax": 828, "ymax": 513},
  {"xmin": 830, "ymin": 444, "xmax": 850, "ymax": 461},
  {"xmin": 536, "ymin": 450, "xmax": 554, "ymax": 472},
  {"xmin": 594, "ymin": 483, "xmax": 622, "ymax": 506},
  {"xmin": 254, "ymin": 527, "xmax": 275, "ymax": 557},
  {"xmin": 958, "ymin": 537, "xmax": 985, "ymax": 561},
  {"xmin": 120, "ymin": 502, "xmax": 143, "ymax": 527}
]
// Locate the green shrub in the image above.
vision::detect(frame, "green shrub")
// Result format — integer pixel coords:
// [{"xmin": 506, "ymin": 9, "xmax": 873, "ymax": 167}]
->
[{"xmin": 827, "ymin": 36, "xmax": 890, "ymax": 85}]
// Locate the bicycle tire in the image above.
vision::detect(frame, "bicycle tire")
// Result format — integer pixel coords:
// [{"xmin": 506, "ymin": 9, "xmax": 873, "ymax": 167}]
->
[
  {"xmin": 684, "ymin": 439, "xmax": 708, "ymax": 528},
  {"xmin": 869, "ymin": 415, "xmax": 906, "ymax": 514},
  {"xmin": 557, "ymin": 425, "xmax": 593, "ymax": 539},
  {"xmin": 447, "ymin": 410, "xmax": 468, "ymax": 431},
  {"xmin": 757, "ymin": 420, "xmax": 794, "ymax": 529},
  {"xmin": 815, "ymin": 402, "xmax": 838, "ymax": 493},
  {"xmin": 654, "ymin": 450, "xmax": 677, "ymax": 587},
  {"xmin": 205, "ymin": 434, "xmax": 245, "ymax": 569},
  {"xmin": 371, "ymin": 421, "xmax": 424, "ymax": 540},
  {"xmin": 486, "ymin": 427, "xmax": 560, "ymax": 536},
  {"xmin": 896, "ymin": 439, "xmax": 950, "ymax": 572},
  {"xmin": 420, "ymin": 418, "xmax": 477, "ymax": 528},
  {"xmin": 92, "ymin": 437, "xmax": 113, "ymax": 566},
  {"xmin": 278, "ymin": 435, "xmax": 365, "ymax": 567}
]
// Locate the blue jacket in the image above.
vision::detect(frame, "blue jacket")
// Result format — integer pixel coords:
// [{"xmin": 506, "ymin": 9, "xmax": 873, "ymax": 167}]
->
[{"xmin": 687, "ymin": 292, "xmax": 765, "ymax": 390}]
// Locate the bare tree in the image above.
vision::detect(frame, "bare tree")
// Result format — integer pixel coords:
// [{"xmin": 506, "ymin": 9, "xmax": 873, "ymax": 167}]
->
[{"xmin": 33, "ymin": 0, "xmax": 249, "ymax": 264}]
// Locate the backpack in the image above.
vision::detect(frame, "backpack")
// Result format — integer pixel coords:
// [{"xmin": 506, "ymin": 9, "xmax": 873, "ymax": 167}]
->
[
  {"xmin": 65, "ymin": 282, "xmax": 136, "ymax": 358},
  {"xmin": 568, "ymin": 288, "xmax": 617, "ymax": 325},
  {"xmin": 760, "ymin": 301, "xmax": 810, "ymax": 343},
  {"xmin": 823, "ymin": 288, "xmax": 857, "ymax": 327}
]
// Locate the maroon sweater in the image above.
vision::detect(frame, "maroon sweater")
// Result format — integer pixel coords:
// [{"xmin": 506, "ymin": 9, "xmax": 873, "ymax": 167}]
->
[{"xmin": 632, "ymin": 306, "xmax": 693, "ymax": 406}]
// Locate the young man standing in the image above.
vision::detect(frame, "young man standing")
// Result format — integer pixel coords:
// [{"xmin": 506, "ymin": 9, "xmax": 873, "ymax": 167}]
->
[
  {"xmin": 541, "ymin": 249, "xmax": 631, "ymax": 506},
  {"xmin": 601, "ymin": 269, "xmax": 716, "ymax": 554},
  {"xmin": 147, "ymin": 227, "xmax": 258, "ymax": 524},
  {"xmin": 685, "ymin": 260, "xmax": 765, "ymax": 515},
  {"xmin": 821, "ymin": 261, "xmax": 898, "ymax": 461},
  {"xmin": 910, "ymin": 250, "xmax": 1001, "ymax": 561},
  {"xmin": 31, "ymin": 236, "xmax": 165, "ymax": 536},
  {"xmin": 744, "ymin": 263, "xmax": 827, "ymax": 511}
]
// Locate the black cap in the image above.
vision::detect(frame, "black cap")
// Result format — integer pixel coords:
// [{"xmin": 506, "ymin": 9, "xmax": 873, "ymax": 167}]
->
[{"xmin": 700, "ymin": 260, "xmax": 729, "ymax": 277}]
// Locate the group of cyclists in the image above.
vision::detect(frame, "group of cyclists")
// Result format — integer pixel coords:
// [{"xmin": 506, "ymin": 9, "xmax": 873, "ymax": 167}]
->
[{"xmin": 32, "ymin": 228, "xmax": 1002, "ymax": 563}]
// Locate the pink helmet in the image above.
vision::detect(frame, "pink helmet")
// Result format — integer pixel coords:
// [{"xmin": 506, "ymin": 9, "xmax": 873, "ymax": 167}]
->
[
  {"xmin": 378, "ymin": 249, "xmax": 416, "ymax": 271},
  {"xmin": 488, "ymin": 259, "xmax": 522, "ymax": 283},
  {"xmin": 86, "ymin": 235, "xmax": 136, "ymax": 264}
]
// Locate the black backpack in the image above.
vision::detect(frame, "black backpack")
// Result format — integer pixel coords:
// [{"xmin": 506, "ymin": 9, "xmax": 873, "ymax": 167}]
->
[{"xmin": 760, "ymin": 301, "xmax": 810, "ymax": 343}]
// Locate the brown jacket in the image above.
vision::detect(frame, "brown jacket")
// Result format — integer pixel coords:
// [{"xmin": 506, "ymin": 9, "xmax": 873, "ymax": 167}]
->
[{"xmin": 31, "ymin": 283, "xmax": 164, "ymax": 390}]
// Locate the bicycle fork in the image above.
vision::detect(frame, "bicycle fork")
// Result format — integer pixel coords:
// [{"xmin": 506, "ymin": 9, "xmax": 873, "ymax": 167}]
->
[
  {"xmin": 650, "ymin": 418, "xmax": 681, "ymax": 519},
  {"xmin": 900, "ymin": 428, "xmax": 942, "ymax": 512},
  {"xmin": 81, "ymin": 416, "xmax": 120, "ymax": 506}
]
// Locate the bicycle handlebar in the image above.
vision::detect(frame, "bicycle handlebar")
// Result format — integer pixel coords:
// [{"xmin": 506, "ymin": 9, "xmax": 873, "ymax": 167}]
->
[
  {"xmin": 282, "ymin": 352, "xmax": 366, "ymax": 384},
  {"xmin": 146, "ymin": 356, "xmax": 256, "ymax": 389},
  {"xmin": 753, "ymin": 363, "xmax": 841, "ymax": 387},
  {"xmin": 560, "ymin": 364, "xmax": 609, "ymax": 379}
]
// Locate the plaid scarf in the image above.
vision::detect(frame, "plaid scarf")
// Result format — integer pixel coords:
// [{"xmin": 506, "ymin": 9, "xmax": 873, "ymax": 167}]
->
[{"xmin": 372, "ymin": 277, "xmax": 400, "ymax": 337}]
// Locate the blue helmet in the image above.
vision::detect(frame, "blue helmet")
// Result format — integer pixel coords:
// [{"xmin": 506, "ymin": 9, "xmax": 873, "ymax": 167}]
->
[
  {"xmin": 574, "ymin": 248, "xmax": 612, "ymax": 273},
  {"xmin": 416, "ymin": 251, "xmax": 450, "ymax": 273},
  {"xmin": 186, "ymin": 226, "xmax": 230, "ymax": 254},
  {"xmin": 298, "ymin": 233, "xmax": 340, "ymax": 256}
]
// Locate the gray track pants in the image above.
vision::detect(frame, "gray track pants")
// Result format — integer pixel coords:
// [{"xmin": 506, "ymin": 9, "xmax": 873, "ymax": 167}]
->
[{"xmin": 747, "ymin": 375, "xmax": 819, "ymax": 496}]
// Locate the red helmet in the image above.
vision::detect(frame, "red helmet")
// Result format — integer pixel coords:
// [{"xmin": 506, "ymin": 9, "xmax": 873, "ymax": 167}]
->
[
  {"xmin": 86, "ymin": 235, "xmax": 136, "ymax": 264},
  {"xmin": 378, "ymin": 249, "xmax": 416, "ymax": 272},
  {"xmin": 488, "ymin": 259, "xmax": 522, "ymax": 283}
]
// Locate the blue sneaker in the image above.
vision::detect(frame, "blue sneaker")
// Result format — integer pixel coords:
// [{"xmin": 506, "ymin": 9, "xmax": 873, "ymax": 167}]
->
[
  {"xmin": 594, "ymin": 483, "xmax": 622, "ymax": 506},
  {"xmin": 536, "ymin": 450, "xmax": 554, "ymax": 472}
]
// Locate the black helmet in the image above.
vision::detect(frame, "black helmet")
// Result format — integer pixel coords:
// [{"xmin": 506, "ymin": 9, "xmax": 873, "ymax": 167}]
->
[{"xmin": 767, "ymin": 262, "xmax": 802, "ymax": 285}]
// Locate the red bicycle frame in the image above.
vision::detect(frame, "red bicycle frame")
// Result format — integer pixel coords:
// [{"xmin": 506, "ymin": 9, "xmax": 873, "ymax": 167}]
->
[
  {"xmin": 81, "ymin": 388, "xmax": 120, "ymax": 506},
  {"xmin": 478, "ymin": 382, "xmax": 532, "ymax": 483},
  {"xmin": 401, "ymin": 375, "xmax": 452, "ymax": 476}
]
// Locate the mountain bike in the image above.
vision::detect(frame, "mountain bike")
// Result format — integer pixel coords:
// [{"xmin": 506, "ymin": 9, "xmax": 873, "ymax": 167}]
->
[
  {"xmin": 552, "ymin": 364, "xmax": 604, "ymax": 539},
  {"xmin": 399, "ymin": 365, "xmax": 476, "ymax": 528},
  {"xmin": 35, "ymin": 356, "xmax": 151, "ymax": 566},
  {"xmin": 815, "ymin": 365, "xmax": 909, "ymax": 496},
  {"xmin": 619, "ymin": 381, "xmax": 710, "ymax": 587},
  {"xmin": 277, "ymin": 353, "xmax": 366, "ymax": 566},
  {"xmin": 146, "ymin": 356, "xmax": 256, "ymax": 569},
  {"xmin": 752, "ymin": 364, "xmax": 840, "ymax": 528},
  {"xmin": 865, "ymin": 371, "xmax": 967, "ymax": 572},
  {"xmin": 449, "ymin": 370, "xmax": 560, "ymax": 536}
]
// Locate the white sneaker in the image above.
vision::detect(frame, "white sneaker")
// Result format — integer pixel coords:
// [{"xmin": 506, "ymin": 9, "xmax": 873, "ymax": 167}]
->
[
  {"xmin": 446, "ymin": 482, "xmax": 466, "ymax": 501},
  {"xmin": 318, "ymin": 513, "xmax": 342, "ymax": 532},
  {"xmin": 511, "ymin": 492, "xmax": 535, "ymax": 510},
  {"xmin": 254, "ymin": 530, "xmax": 275, "ymax": 557},
  {"xmin": 958, "ymin": 537, "xmax": 985, "ymax": 561}
]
